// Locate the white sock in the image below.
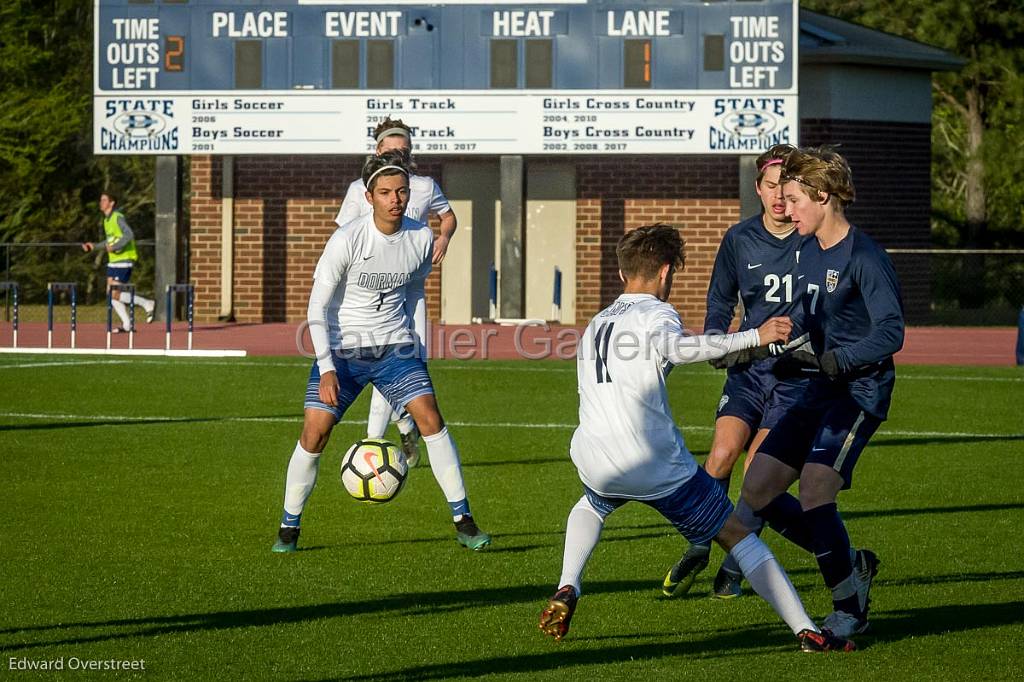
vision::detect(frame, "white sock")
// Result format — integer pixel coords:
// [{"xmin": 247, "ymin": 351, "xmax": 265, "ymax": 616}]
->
[
  {"xmin": 422, "ymin": 427, "xmax": 467, "ymax": 507},
  {"xmin": 110, "ymin": 298, "xmax": 130, "ymax": 329},
  {"xmin": 557, "ymin": 496, "xmax": 606, "ymax": 596},
  {"xmin": 282, "ymin": 441, "xmax": 320, "ymax": 524},
  {"xmin": 731, "ymin": 533, "xmax": 817, "ymax": 635},
  {"xmin": 366, "ymin": 387, "xmax": 392, "ymax": 439}
]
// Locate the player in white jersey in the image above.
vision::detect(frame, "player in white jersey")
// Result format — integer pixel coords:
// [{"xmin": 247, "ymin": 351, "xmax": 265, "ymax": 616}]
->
[
  {"xmin": 271, "ymin": 152, "xmax": 490, "ymax": 553},
  {"xmin": 538, "ymin": 225, "xmax": 854, "ymax": 653},
  {"xmin": 335, "ymin": 119, "xmax": 458, "ymax": 468}
]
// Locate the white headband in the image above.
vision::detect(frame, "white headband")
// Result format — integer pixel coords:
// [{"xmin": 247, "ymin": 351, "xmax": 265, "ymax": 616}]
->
[
  {"xmin": 366, "ymin": 165, "xmax": 409, "ymax": 187},
  {"xmin": 375, "ymin": 127, "xmax": 411, "ymax": 143}
]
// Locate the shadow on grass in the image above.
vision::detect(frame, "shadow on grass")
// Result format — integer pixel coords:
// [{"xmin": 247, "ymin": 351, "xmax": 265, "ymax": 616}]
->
[
  {"xmin": 340, "ymin": 626, "xmax": 792, "ymax": 680},
  {"xmin": 0, "ymin": 580, "xmax": 644, "ymax": 647},
  {"xmin": 864, "ymin": 600, "xmax": 1024, "ymax": 648},
  {"xmin": 876, "ymin": 570, "xmax": 1024, "ymax": 589},
  {"xmin": 5, "ymin": 575, "xmax": 1023, "ymax": 677},
  {"xmin": 844, "ymin": 501, "xmax": 1024, "ymax": 521},
  {"xmin": 323, "ymin": 500, "xmax": 1024, "ymax": 552},
  {"xmin": 331, "ymin": 599, "xmax": 1024, "ymax": 681},
  {"xmin": 347, "ymin": 599, "xmax": 1024, "ymax": 680},
  {"xmin": 871, "ymin": 433, "xmax": 1024, "ymax": 447}
]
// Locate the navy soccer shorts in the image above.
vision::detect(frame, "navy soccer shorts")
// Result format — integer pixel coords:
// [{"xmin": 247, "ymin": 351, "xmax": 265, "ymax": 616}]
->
[
  {"xmin": 757, "ymin": 384, "xmax": 882, "ymax": 490},
  {"xmin": 304, "ymin": 343, "xmax": 435, "ymax": 423},
  {"xmin": 716, "ymin": 361, "xmax": 807, "ymax": 432},
  {"xmin": 583, "ymin": 468, "xmax": 734, "ymax": 546},
  {"xmin": 106, "ymin": 265, "xmax": 133, "ymax": 283}
]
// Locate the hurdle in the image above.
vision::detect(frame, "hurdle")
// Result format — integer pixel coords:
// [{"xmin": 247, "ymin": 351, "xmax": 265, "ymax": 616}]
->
[
  {"xmin": 107, "ymin": 282, "xmax": 136, "ymax": 350},
  {"xmin": 47, "ymin": 282, "xmax": 77, "ymax": 349},
  {"xmin": 165, "ymin": 283, "xmax": 195, "ymax": 351},
  {"xmin": 0, "ymin": 279, "xmax": 244, "ymax": 357},
  {"xmin": 551, "ymin": 266, "xmax": 563, "ymax": 322},
  {"xmin": 0, "ymin": 281, "xmax": 18, "ymax": 348},
  {"xmin": 488, "ymin": 262, "xmax": 498, "ymax": 320}
]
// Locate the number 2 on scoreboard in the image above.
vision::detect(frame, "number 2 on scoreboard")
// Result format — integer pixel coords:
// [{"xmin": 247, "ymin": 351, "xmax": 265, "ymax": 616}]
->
[{"xmin": 165, "ymin": 36, "xmax": 185, "ymax": 72}]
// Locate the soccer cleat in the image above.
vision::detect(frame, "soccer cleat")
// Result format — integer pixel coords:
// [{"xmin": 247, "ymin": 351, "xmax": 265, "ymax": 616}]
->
[
  {"xmin": 455, "ymin": 515, "xmax": 491, "ymax": 551},
  {"xmin": 854, "ymin": 548, "xmax": 880, "ymax": 617},
  {"xmin": 399, "ymin": 424, "xmax": 421, "ymax": 468},
  {"xmin": 272, "ymin": 526, "xmax": 300, "ymax": 553},
  {"xmin": 822, "ymin": 610, "xmax": 869, "ymax": 638},
  {"xmin": 798, "ymin": 628, "xmax": 856, "ymax": 653},
  {"xmin": 711, "ymin": 566, "xmax": 743, "ymax": 599},
  {"xmin": 539, "ymin": 585, "xmax": 579, "ymax": 641},
  {"xmin": 662, "ymin": 544, "xmax": 710, "ymax": 597}
]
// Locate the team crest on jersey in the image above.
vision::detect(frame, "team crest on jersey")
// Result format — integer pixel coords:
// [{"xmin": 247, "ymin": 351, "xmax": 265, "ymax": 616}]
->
[{"xmin": 826, "ymin": 269, "xmax": 840, "ymax": 293}]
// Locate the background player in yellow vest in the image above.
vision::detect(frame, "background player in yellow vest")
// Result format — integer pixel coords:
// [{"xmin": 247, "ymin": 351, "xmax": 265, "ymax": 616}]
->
[{"xmin": 81, "ymin": 192, "xmax": 155, "ymax": 331}]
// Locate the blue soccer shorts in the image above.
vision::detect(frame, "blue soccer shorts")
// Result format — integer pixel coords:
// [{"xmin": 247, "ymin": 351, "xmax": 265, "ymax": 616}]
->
[
  {"xmin": 757, "ymin": 386, "xmax": 882, "ymax": 490},
  {"xmin": 716, "ymin": 362, "xmax": 808, "ymax": 433},
  {"xmin": 583, "ymin": 468, "xmax": 734, "ymax": 546},
  {"xmin": 304, "ymin": 343, "xmax": 435, "ymax": 423},
  {"xmin": 106, "ymin": 265, "xmax": 133, "ymax": 283}
]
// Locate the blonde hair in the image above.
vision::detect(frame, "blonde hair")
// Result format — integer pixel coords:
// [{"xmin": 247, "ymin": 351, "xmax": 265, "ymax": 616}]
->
[{"xmin": 780, "ymin": 146, "xmax": 855, "ymax": 209}]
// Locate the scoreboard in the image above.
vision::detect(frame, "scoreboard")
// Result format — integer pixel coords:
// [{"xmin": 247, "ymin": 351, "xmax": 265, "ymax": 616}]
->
[{"xmin": 93, "ymin": 0, "xmax": 798, "ymax": 155}]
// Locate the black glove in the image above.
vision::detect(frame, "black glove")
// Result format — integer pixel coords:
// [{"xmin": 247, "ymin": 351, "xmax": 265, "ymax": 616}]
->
[
  {"xmin": 819, "ymin": 350, "xmax": 841, "ymax": 378},
  {"xmin": 771, "ymin": 345, "xmax": 820, "ymax": 376}
]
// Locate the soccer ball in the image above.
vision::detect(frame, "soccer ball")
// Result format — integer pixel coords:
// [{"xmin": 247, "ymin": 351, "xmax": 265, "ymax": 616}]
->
[{"xmin": 340, "ymin": 439, "xmax": 408, "ymax": 503}]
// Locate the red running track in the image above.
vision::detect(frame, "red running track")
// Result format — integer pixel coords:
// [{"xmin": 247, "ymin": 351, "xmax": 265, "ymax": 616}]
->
[{"xmin": 1, "ymin": 321, "xmax": 1018, "ymax": 366}]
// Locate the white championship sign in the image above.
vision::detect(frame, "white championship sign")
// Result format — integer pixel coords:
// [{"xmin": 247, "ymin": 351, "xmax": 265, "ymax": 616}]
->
[{"xmin": 94, "ymin": 93, "xmax": 797, "ymax": 155}]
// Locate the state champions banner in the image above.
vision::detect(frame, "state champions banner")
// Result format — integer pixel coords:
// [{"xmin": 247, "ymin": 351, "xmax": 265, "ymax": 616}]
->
[{"xmin": 94, "ymin": 92, "xmax": 796, "ymax": 155}]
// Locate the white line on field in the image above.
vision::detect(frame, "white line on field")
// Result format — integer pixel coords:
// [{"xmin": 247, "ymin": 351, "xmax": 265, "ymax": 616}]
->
[
  {"xmin": 1, "ymin": 357, "xmax": 1020, "ymax": 382},
  {"xmin": 1, "ymin": 411, "xmax": 1021, "ymax": 440},
  {"xmin": 0, "ymin": 360, "xmax": 131, "ymax": 369}
]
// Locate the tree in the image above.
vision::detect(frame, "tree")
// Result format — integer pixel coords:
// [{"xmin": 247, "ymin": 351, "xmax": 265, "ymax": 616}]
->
[
  {"xmin": 803, "ymin": 1, "xmax": 1024, "ymax": 309},
  {"xmin": 0, "ymin": 0, "xmax": 155, "ymax": 302}
]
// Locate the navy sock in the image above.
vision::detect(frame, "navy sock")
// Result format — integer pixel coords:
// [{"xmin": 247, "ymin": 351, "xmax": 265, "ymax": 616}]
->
[
  {"xmin": 755, "ymin": 493, "xmax": 816, "ymax": 554},
  {"xmin": 803, "ymin": 503, "xmax": 860, "ymax": 615},
  {"xmin": 449, "ymin": 498, "xmax": 471, "ymax": 519},
  {"xmin": 713, "ymin": 474, "xmax": 730, "ymax": 495},
  {"xmin": 280, "ymin": 511, "xmax": 301, "ymax": 528}
]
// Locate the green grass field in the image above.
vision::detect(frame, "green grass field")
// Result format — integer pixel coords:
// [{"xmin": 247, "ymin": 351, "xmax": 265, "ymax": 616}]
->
[{"xmin": 2, "ymin": 356, "xmax": 1022, "ymax": 680}]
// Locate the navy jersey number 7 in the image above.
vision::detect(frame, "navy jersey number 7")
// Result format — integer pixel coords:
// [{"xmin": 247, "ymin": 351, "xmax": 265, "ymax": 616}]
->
[{"xmin": 791, "ymin": 227, "xmax": 905, "ymax": 373}]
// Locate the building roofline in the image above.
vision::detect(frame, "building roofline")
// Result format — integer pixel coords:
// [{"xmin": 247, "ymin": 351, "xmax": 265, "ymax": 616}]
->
[{"xmin": 800, "ymin": 8, "xmax": 966, "ymax": 72}]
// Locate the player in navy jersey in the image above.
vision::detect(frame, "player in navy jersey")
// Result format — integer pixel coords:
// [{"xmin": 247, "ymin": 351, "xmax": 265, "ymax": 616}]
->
[
  {"xmin": 740, "ymin": 146, "xmax": 904, "ymax": 639},
  {"xmin": 663, "ymin": 144, "xmax": 816, "ymax": 600}
]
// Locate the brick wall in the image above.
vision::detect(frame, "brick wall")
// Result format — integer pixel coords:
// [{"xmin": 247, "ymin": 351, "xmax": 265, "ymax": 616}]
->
[
  {"xmin": 189, "ymin": 121, "xmax": 931, "ymax": 326},
  {"xmin": 190, "ymin": 156, "xmax": 446, "ymax": 323},
  {"xmin": 800, "ymin": 119, "xmax": 932, "ymax": 321},
  {"xmin": 190, "ymin": 154, "xmax": 751, "ymax": 329},
  {"xmin": 575, "ymin": 156, "xmax": 739, "ymax": 328}
]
